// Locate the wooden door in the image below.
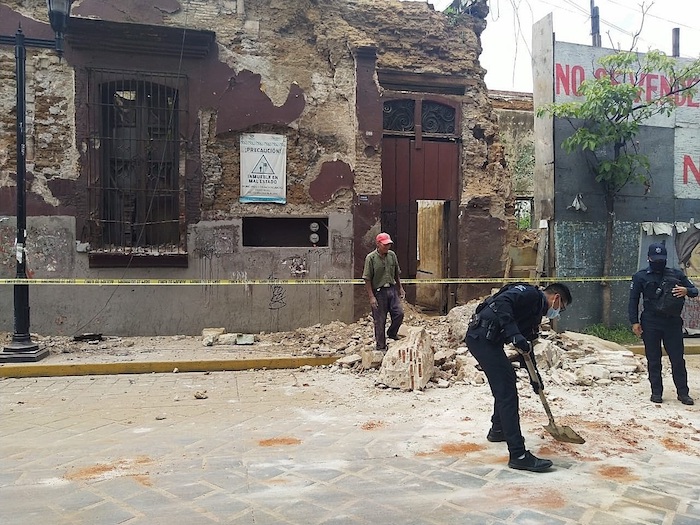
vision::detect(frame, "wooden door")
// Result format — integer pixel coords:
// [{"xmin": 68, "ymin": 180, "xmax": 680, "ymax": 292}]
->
[{"xmin": 381, "ymin": 138, "xmax": 459, "ymax": 312}]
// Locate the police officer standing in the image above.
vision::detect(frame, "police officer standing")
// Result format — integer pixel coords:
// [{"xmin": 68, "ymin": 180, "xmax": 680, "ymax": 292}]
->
[
  {"xmin": 629, "ymin": 242, "xmax": 698, "ymax": 405},
  {"xmin": 465, "ymin": 282, "xmax": 572, "ymax": 472}
]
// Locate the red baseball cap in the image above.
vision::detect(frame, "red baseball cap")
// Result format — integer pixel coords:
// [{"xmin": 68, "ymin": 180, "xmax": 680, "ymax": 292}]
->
[{"xmin": 376, "ymin": 232, "xmax": 393, "ymax": 245}]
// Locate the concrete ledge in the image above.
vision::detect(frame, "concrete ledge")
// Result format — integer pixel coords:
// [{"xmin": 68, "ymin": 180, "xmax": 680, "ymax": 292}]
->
[
  {"xmin": 627, "ymin": 341, "xmax": 700, "ymax": 356},
  {"xmin": 0, "ymin": 356, "xmax": 339, "ymax": 379}
]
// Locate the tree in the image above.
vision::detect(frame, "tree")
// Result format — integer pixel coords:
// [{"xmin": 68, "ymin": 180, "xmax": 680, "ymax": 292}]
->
[{"xmin": 538, "ymin": 50, "xmax": 700, "ymax": 326}]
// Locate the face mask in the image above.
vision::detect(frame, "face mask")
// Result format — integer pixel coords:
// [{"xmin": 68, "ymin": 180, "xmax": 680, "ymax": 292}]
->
[
  {"xmin": 649, "ymin": 260, "xmax": 666, "ymax": 273},
  {"xmin": 546, "ymin": 295, "xmax": 561, "ymax": 319},
  {"xmin": 546, "ymin": 307, "xmax": 560, "ymax": 319}
]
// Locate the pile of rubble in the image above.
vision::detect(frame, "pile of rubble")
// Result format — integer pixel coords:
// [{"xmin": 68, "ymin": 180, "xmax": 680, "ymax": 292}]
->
[
  {"xmin": 325, "ymin": 301, "xmax": 647, "ymax": 392},
  {"xmin": 2, "ymin": 296, "xmax": 646, "ymax": 392},
  {"xmin": 233, "ymin": 298, "xmax": 646, "ymax": 391}
]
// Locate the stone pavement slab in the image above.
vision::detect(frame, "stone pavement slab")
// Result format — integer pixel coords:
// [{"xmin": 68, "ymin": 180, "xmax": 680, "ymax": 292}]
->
[{"xmin": 2, "ymin": 364, "xmax": 700, "ymax": 525}]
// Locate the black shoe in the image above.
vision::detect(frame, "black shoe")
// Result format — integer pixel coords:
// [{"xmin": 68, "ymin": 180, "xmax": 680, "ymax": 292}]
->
[
  {"xmin": 486, "ymin": 428, "xmax": 506, "ymax": 442},
  {"xmin": 508, "ymin": 451, "xmax": 553, "ymax": 472},
  {"xmin": 650, "ymin": 394, "xmax": 663, "ymax": 403},
  {"xmin": 387, "ymin": 334, "xmax": 404, "ymax": 341},
  {"xmin": 678, "ymin": 394, "xmax": 695, "ymax": 405}
]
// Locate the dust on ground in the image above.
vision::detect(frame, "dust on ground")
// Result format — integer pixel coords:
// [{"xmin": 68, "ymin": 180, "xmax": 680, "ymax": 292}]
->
[{"xmin": 2, "ymin": 302, "xmax": 699, "ymax": 465}]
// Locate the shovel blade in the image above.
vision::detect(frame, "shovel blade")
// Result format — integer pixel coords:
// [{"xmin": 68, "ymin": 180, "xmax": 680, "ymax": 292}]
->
[{"xmin": 543, "ymin": 423, "xmax": 585, "ymax": 444}]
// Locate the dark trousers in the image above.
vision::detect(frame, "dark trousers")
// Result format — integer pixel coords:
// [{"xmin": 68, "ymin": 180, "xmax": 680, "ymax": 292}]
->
[
  {"xmin": 371, "ymin": 286, "xmax": 404, "ymax": 350},
  {"xmin": 641, "ymin": 311, "xmax": 689, "ymax": 397},
  {"xmin": 466, "ymin": 330, "xmax": 526, "ymax": 459}
]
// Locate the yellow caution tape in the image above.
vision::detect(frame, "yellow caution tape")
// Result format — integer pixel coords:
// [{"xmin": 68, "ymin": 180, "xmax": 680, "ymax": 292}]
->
[{"xmin": 2, "ymin": 275, "xmax": 696, "ymax": 286}]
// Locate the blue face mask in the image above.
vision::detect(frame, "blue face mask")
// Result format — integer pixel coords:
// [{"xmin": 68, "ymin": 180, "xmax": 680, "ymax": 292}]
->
[
  {"xmin": 546, "ymin": 306, "xmax": 560, "ymax": 319},
  {"xmin": 546, "ymin": 295, "xmax": 561, "ymax": 319}
]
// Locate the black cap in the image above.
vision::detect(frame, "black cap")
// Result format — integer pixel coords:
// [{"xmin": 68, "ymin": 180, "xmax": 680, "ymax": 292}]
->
[{"xmin": 647, "ymin": 243, "xmax": 667, "ymax": 261}]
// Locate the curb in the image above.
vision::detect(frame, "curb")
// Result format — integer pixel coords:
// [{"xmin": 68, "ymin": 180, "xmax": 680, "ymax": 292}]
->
[
  {"xmin": 0, "ymin": 356, "xmax": 339, "ymax": 379},
  {"xmin": 627, "ymin": 342, "xmax": 700, "ymax": 356}
]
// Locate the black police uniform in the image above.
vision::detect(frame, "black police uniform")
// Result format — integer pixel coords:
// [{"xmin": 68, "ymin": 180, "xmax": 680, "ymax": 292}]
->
[
  {"xmin": 628, "ymin": 265, "xmax": 698, "ymax": 399},
  {"xmin": 465, "ymin": 284, "xmax": 546, "ymax": 460}
]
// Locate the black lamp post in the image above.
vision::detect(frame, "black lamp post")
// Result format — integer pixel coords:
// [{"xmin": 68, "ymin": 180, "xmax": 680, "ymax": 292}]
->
[{"xmin": 1, "ymin": 1, "xmax": 73, "ymax": 363}]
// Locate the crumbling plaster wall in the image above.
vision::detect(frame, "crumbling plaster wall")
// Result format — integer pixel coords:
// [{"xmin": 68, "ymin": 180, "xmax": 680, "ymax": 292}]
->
[
  {"xmin": 1, "ymin": 0, "xmax": 511, "ymax": 334},
  {"xmin": 168, "ymin": 0, "xmax": 509, "ymax": 302},
  {"xmin": 0, "ymin": 4, "xmax": 78, "ymax": 216}
]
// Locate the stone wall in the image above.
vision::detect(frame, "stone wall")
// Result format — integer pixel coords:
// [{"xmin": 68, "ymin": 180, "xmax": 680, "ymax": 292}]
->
[{"xmin": 0, "ymin": 0, "xmax": 511, "ymax": 336}]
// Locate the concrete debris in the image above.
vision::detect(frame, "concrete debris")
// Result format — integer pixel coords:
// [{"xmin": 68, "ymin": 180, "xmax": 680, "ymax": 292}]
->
[
  {"xmin": 217, "ymin": 333, "xmax": 239, "ymax": 345},
  {"xmin": 377, "ymin": 327, "xmax": 434, "ymax": 391},
  {"xmin": 23, "ymin": 300, "xmax": 649, "ymax": 393},
  {"xmin": 194, "ymin": 391, "xmax": 208, "ymax": 399},
  {"xmin": 202, "ymin": 327, "xmax": 226, "ymax": 346},
  {"xmin": 337, "ymin": 354, "xmax": 362, "ymax": 367},
  {"xmin": 445, "ymin": 301, "xmax": 479, "ymax": 343},
  {"xmin": 201, "ymin": 329, "xmax": 254, "ymax": 346},
  {"xmin": 434, "ymin": 348, "xmax": 456, "ymax": 366},
  {"xmin": 235, "ymin": 334, "xmax": 256, "ymax": 345},
  {"xmin": 361, "ymin": 348, "xmax": 385, "ymax": 369}
]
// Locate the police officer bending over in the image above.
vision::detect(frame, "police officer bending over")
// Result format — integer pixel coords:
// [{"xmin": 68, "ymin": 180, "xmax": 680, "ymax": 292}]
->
[
  {"xmin": 629, "ymin": 242, "xmax": 698, "ymax": 405},
  {"xmin": 466, "ymin": 282, "xmax": 572, "ymax": 473}
]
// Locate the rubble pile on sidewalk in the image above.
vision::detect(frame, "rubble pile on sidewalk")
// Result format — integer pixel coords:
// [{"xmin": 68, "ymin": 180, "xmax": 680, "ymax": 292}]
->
[
  {"xmin": 3, "ymin": 297, "xmax": 646, "ymax": 392},
  {"xmin": 272, "ymin": 299, "xmax": 649, "ymax": 391}
]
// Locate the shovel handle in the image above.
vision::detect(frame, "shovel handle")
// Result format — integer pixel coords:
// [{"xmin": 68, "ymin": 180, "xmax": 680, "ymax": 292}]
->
[{"xmin": 521, "ymin": 350, "xmax": 558, "ymax": 428}]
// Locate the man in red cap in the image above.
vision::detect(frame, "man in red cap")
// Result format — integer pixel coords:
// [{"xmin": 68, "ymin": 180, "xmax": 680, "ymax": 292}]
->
[{"xmin": 362, "ymin": 232, "xmax": 405, "ymax": 351}]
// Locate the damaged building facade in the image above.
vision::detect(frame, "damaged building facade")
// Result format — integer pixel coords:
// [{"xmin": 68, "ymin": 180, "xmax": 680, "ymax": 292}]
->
[{"xmin": 0, "ymin": 0, "xmax": 511, "ymax": 336}]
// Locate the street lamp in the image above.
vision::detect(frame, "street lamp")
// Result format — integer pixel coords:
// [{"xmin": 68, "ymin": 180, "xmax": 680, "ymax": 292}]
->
[{"xmin": 1, "ymin": 1, "xmax": 73, "ymax": 363}]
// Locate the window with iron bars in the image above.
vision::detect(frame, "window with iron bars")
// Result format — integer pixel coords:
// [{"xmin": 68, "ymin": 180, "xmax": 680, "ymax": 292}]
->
[{"xmin": 85, "ymin": 69, "xmax": 188, "ymax": 260}]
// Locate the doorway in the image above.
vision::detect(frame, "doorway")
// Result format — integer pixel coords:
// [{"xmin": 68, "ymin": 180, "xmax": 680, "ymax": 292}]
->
[
  {"xmin": 416, "ymin": 200, "xmax": 448, "ymax": 312},
  {"xmin": 381, "ymin": 137, "xmax": 459, "ymax": 314}
]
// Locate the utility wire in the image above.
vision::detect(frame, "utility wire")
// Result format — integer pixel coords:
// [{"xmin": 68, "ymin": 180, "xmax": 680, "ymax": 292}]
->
[{"xmin": 605, "ymin": 0, "xmax": 700, "ymax": 32}]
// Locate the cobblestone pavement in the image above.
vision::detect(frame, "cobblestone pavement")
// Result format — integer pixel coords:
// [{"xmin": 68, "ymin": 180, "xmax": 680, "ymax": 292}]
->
[{"xmin": 2, "ymin": 367, "xmax": 700, "ymax": 525}]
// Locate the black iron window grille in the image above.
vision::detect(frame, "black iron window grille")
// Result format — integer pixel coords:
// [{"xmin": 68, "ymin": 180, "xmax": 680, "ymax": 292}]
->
[
  {"xmin": 421, "ymin": 100, "xmax": 456, "ymax": 134},
  {"xmin": 383, "ymin": 99, "xmax": 416, "ymax": 132},
  {"xmin": 86, "ymin": 69, "xmax": 188, "ymax": 255},
  {"xmin": 383, "ymin": 99, "xmax": 456, "ymax": 136}
]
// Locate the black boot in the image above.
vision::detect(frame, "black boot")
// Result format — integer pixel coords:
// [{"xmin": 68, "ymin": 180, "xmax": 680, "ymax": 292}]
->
[
  {"xmin": 486, "ymin": 428, "xmax": 506, "ymax": 442},
  {"xmin": 508, "ymin": 451, "xmax": 553, "ymax": 472},
  {"xmin": 678, "ymin": 394, "xmax": 695, "ymax": 405}
]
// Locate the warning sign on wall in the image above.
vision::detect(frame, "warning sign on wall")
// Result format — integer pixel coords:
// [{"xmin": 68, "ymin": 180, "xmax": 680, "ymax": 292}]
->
[{"xmin": 240, "ymin": 133, "xmax": 287, "ymax": 203}]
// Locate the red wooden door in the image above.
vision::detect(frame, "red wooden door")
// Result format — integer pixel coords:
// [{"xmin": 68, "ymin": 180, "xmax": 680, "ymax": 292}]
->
[{"xmin": 381, "ymin": 138, "xmax": 459, "ymax": 280}]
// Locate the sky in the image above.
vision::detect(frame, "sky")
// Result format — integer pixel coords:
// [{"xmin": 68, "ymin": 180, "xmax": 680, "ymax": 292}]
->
[{"xmin": 404, "ymin": 0, "xmax": 700, "ymax": 92}]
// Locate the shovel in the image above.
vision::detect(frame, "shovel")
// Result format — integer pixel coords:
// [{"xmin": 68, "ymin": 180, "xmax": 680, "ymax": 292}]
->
[{"xmin": 522, "ymin": 350, "xmax": 585, "ymax": 444}]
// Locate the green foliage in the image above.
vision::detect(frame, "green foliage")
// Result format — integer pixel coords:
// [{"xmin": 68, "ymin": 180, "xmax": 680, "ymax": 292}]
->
[
  {"xmin": 516, "ymin": 213, "xmax": 531, "ymax": 230},
  {"xmin": 500, "ymin": 130, "xmax": 535, "ymax": 196},
  {"xmin": 583, "ymin": 323, "xmax": 639, "ymax": 345},
  {"xmin": 538, "ymin": 49, "xmax": 700, "ymax": 197}
]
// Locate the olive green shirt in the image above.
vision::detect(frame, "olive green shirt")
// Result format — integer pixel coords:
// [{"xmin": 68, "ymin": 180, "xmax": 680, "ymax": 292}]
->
[{"xmin": 362, "ymin": 249, "xmax": 401, "ymax": 290}]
